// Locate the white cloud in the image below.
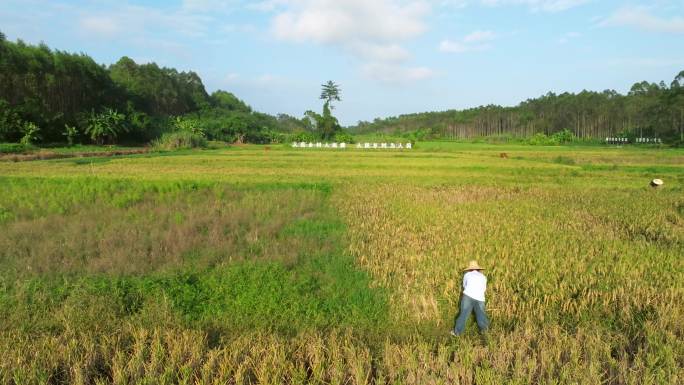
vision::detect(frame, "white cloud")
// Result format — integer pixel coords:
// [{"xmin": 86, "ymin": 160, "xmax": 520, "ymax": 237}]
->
[
  {"xmin": 439, "ymin": 30, "xmax": 495, "ymax": 53},
  {"xmin": 271, "ymin": 0, "xmax": 429, "ymax": 44},
  {"xmin": 266, "ymin": 0, "xmax": 433, "ymax": 84},
  {"xmin": 600, "ymin": 6, "xmax": 684, "ymax": 34},
  {"xmin": 446, "ymin": 0, "xmax": 589, "ymax": 12},
  {"xmin": 439, "ymin": 40, "xmax": 469, "ymax": 53}
]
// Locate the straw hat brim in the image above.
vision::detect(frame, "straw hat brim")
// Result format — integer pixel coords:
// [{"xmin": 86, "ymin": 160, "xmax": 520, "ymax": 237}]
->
[{"xmin": 463, "ymin": 262, "xmax": 484, "ymax": 271}]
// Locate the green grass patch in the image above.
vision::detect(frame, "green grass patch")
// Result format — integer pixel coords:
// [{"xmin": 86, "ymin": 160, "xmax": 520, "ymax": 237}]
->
[{"xmin": 0, "ymin": 178, "xmax": 387, "ymax": 340}]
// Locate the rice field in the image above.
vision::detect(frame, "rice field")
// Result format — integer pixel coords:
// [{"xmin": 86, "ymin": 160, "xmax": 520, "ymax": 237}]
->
[{"xmin": 0, "ymin": 142, "xmax": 682, "ymax": 384}]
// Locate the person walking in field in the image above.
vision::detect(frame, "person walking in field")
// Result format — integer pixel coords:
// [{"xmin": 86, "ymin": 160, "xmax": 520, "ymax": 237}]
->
[{"xmin": 451, "ymin": 260, "xmax": 490, "ymax": 336}]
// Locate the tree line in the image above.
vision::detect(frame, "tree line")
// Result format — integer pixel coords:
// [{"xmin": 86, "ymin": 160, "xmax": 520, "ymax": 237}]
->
[
  {"xmin": 0, "ymin": 33, "xmax": 322, "ymax": 146},
  {"xmin": 351, "ymin": 71, "xmax": 684, "ymax": 144}
]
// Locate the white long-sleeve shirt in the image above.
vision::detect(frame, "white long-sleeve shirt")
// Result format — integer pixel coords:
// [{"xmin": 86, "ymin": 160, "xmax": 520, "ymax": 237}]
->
[{"xmin": 463, "ymin": 271, "xmax": 487, "ymax": 302}]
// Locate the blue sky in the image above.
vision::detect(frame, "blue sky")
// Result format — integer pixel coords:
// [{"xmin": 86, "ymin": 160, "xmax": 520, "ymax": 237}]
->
[{"xmin": 2, "ymin": 0, "xmax": 683, "ymax": 125}]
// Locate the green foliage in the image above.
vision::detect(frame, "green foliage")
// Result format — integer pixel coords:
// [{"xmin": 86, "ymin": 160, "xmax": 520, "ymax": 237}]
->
[
  {"xmin": 84, "ymin": 108, "xmax": 127, "ymax": 145},
  {"xmin": 320, "ymin": 102, "xmax": 341, "ymax": 140},
  {"xmin": 0, "ymin": 142, "xmax": 34, "ymax": 154},
  {"xmin": 320, "ymin": 80, "xmax": 341, "ymax": 108},
  {"xmin": 304, "ymin": 102, "xmax": 342, "ymax": 141},
  {"xmin": 276, "ymin": 113, "xmax": 312, "ymax": 133},
  {"xmin": 0, "ymin": 38, "xmax": 117, "ymax": 143},
  {"xmin": 334, "ymin": 131, "xmax": 354, "ymax": 143},
  {"xmin": 109, "ymin": 56, "xmax": 208, "ymax": 116},
  {"xmin": 403, "ymin": 128, "xmax": 432, "ymax": 143},
  {"xmin": 173, "ymin": 116, "xmax": 205, "ymax": 137},
  {"xmin": 528, "ymin": 132, "xmax": 558, "ymax": 145},
  {"xmin": 0, "ymin": 37, "xmax": 290, "ymax": 146},
  {"xmin": 350, "ymin": 71, "xmax": 684, "ymax": 144},
  {"xmin": 209, "ymin": 90, "xmax": 251, "ymax": 113},
  {"xmin": 551, "ymin": 128, "xmax": 575, "ymax": 144},
  {"xmin": 153, "ymin": 131, "xmax": 207, "ymax": 150},
  {"xmin": 0, "ymin": 99, "xmax": 24, "ymax": 142},
  {"xmin": 19, "ymin": 121, "xmax": 40, "ymax": 145},
  {"xmin": 290, "ymin": 131, "xmax": 318, "ymax": 143},
  {"xmin": 0, "ymin": 179, "xmax": 387, "ymax": 336},
  {"xmin": 527, "ymin": 129, "xmax": 576, "ymax": 146},
  {"xmin": 62, "ymin": 124, "xmax": 78, "ymax": 146}
]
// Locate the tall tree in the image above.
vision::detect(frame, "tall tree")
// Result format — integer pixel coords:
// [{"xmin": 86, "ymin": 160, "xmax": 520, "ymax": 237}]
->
[
  {"xmin": 320, "ymin": 80, "xmax": 341, "ymax": 109},
  {"xmin": 314, "ymin": 81, "xmax": 342, "ymax": 140}
]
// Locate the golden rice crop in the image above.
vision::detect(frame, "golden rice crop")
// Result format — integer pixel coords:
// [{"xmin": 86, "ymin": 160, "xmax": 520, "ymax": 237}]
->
[{"xmin": 0, "ymin": 143, "xmax": 682, "ymax": 384}]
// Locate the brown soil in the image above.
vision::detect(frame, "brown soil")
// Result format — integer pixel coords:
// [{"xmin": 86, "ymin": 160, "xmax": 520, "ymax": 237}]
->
[{"xmin": 0, "ymin": 148, "xmax": 151, "ymax": 162}]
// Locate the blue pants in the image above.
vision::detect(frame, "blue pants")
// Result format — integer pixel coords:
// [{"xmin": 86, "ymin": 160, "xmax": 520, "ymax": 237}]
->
[{"xmin": 453, "ymin": 294, "xmax": 489, "ymax": 334}]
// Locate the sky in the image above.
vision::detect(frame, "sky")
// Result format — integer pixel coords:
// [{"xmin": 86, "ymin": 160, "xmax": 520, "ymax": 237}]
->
[{"xmin": 1, "ymin": 0, "xmax": 683, "ymax": 126}]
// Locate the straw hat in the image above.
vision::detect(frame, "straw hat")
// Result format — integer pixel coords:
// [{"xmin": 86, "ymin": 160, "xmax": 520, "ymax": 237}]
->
[
  {"xmin": 463, "ymin": 260, "xmax": 484, "ymax": 271},
  {"xmin": 650, "ymin": 179, "xmax": 663, "ymax": 187}
]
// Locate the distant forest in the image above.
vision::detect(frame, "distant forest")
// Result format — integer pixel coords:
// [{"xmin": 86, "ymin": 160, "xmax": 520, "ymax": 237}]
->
[
  {"xmin": 351, "ymin": 71, "xmax": 684, "ymax": 144},
  {"xmin": 0, "ymin": 33, "xmax": 311, "ymax": 146},
  {"xmin": 2, "ymin": 32, "xmax": 683, "ymax": 146}
]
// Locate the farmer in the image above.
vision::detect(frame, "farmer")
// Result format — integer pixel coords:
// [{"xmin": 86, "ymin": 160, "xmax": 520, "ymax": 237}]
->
[{"xmin": 451, "ymin": 260, "xmax": 490, "ymax": 336}]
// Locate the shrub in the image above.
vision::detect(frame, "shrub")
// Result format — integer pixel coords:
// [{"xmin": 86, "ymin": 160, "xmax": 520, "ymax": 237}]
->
[
  {"xmin": 84, "ymin": 108, "xmax": 128, "ymax": 145},
  {"xmin": 0, "ymin": 99, "xmax": 24, "ymax": 142},
  {"xmin": 20, "ymin": 122, "xmax": 41, "ymax": 145},
  {"xmin": 62, "ymin": 124, "xmax": 79, "ymax": 146},
  {"xmin": 244, "ymin": 130, "xmax": 276, "ymax": 144},
  {"xmin": 289, "ymin": 132, "xmax": 317, "ymax": 143},
  {"xmin": 402, "ymin": 128, "xmax": 430, "ymax": 142},
  {"xmin": 528, "ymin": 129, "xmax": 575, "ymax": 146},
  {"xmin": 267, "ymin": 131, "xmax": 288, "ymax": 144},
  {"xmin": 528, "ymin": 132, "xmax": 558, "ymax": 146},
  {"xmin": 173, "ymin": 116, "xmax": 205, "ymax": 137},
  {"xmin": 152, "ymin": 131, "xmax": 207, "ymax": 150},
  {"xmin": 334, "ymin": 131, "xmax": 354, "ymax": 143},
  {"xmin": 551, "ymin": 128, "xmax": 575, "ymax": 144}
]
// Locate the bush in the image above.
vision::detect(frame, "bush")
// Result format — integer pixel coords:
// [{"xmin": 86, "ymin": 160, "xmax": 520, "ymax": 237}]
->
[
  {"xmin": 152, "ymin": 131, "xmax": 207, "ymax": 150},
  {"xmin": 528, "ymin": 129, "xmax": 575, "ymax": 146},
  {"xmin": 244, "ymin": 130, "xmax": 274, "ymax": 144},
  {"xmin": 551, "ymin": 129, "xmax": 574, "ymax": 144},
  {"xmin": 402, "ymin": 128, "xmax": 430, "ymax": 142},
  {"xmin": 289, "ymin": 132, "xmax": 317, "ymax": 143},
  {"xmin": 528, "ymin": 133, "xmax": 558, "ymax": 146},
  {"xmin": 333, "ymin": 131, "xmax": 354, "ymax": 143},
  {"xmin": 84, "ymin": 108, "xmax": 127, "ymax": 145},
  {"xmin": 20, "ymin": 122, "xmax": 41, "ymax": 145}
]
